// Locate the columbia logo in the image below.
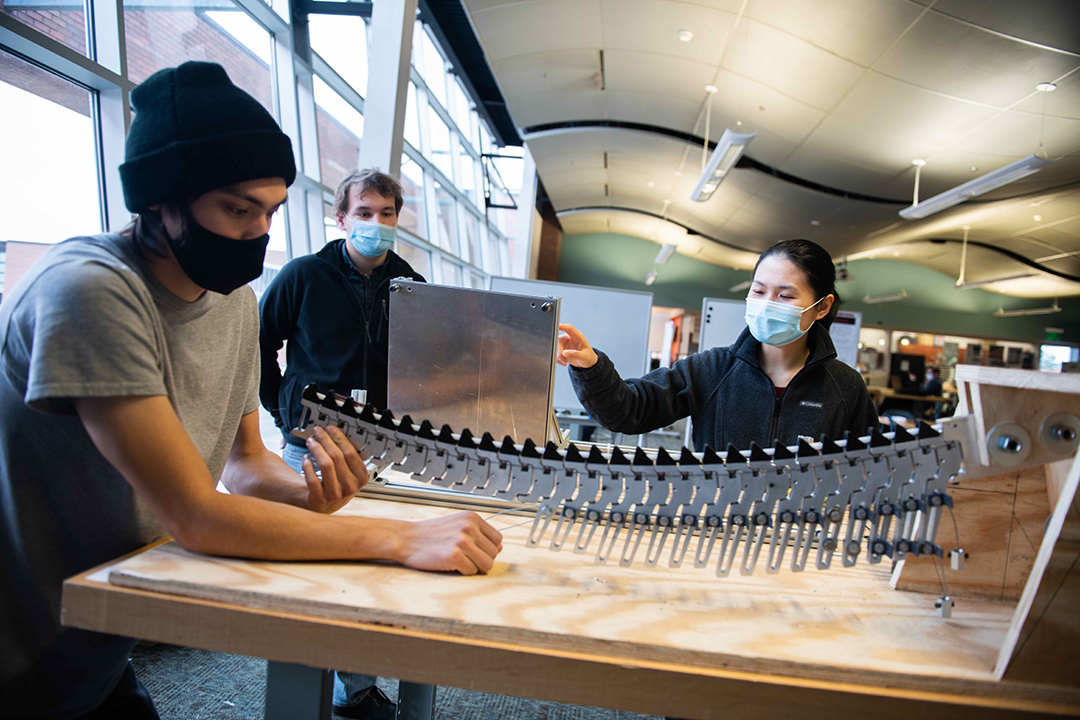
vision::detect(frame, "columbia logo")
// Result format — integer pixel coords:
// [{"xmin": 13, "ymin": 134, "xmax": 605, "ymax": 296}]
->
[{"xmin": 800, "ymin": 400, "xmax": 824, "ymax": 409}]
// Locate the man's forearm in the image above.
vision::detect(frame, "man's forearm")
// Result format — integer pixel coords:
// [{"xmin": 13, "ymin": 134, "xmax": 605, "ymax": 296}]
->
[
  {"xmin": 188, "ymin": 489, "xmax": 407, "ymax": 562},
  {"xmin": 220, "ymin": 446, "xmax": 310, "ymax": 508}
]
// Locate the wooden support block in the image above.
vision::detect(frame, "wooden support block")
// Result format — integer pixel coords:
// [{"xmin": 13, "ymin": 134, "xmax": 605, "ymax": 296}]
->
[{"xmin": 895, "ymin": 467, "xmax": 1049, "ymax": 602}]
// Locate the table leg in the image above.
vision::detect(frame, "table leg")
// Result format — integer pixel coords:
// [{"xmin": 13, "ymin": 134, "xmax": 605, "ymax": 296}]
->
[
  {"xmin": 396, "ymin": 681, "xmax": 436, "ymax": 720},
  {"xmin": 265, "ymin": 661, "xmax": 333, "ymax": 720}
]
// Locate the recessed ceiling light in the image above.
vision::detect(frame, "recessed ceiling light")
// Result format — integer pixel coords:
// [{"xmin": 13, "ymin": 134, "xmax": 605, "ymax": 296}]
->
[
  {"xmin": 674, "ymin": 170, "xmax": 683, "ymax": 177},
  {"xmin": 911, "ymin": 159, "xmax": 927, "ymax": 167},
  {"xmin": 970, "ymin": 166, "xmax": 978, "ymax": 172},
  {"xmin": 678, "ymin": 29, "xmax": 693, "ymax": 42},
  {"xmin": 1033, "ymin": 214, "xmax": 1043, "ymax": 222},
  {"xmin": 810, "ymin": 220, "xmax": 821, "ymax": 226},
  {"xmin": 1036, "ymin": 82, "xmax": 1057, "ymax": 92},
  {"xmin": 646, "ymin": 180, "xmax": 655, "ymax": 188},
  {"xmin": 736, "ymin": 120, "xmax": 742, "ymax": 126},
  {"xmin": 704, "ymin": 84, "xmax": 718, "ymax": 94}
]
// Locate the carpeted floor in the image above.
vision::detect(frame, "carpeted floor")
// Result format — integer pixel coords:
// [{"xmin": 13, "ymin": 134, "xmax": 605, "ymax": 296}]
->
[{"xmin": 131, "ymin": 643, "xmax": 660, "ymax": 720}]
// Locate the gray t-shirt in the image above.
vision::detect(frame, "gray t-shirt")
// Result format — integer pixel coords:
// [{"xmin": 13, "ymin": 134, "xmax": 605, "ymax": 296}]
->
[{"xmin": 0, "ymin": 234, "xmax": 260, "ymax": 717}]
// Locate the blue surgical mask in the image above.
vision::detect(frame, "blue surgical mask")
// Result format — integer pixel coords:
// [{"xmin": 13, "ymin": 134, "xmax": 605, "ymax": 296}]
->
[
  {"xmin": 348, "ymin": 218, "xmax": 396, "ymax": 257},
  {"xmin": 745, "ymin": 296, "xmax": 824, "ymax": 347}
]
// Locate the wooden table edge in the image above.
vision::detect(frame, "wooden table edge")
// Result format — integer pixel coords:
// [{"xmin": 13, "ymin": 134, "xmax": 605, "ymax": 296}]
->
[{"xmin": 61, "ymin": 555, "xmax": 1080, "ymax": 719}]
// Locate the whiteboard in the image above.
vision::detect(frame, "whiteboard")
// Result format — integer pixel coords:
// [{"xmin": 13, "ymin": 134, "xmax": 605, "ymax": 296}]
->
[
  {"xmin": 699, "ymin": 298, "xmax": 746, "ymax": 353},
  {"xmin": 490, "ymin": 277, "xmax": 652, "ymax": 412},
  {"xmin": 699, "ymin": 297, "xmax": 863, "ymax": 369}
]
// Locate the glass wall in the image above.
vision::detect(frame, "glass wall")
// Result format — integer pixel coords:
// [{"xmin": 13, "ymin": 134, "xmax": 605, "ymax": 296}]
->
[
  {"xmin": 2, "ymin": 0, "xmax": 87, "ymax": 57},
  {"xmin": 125, "ymin": 0, "xmax": 274, "ymax": 112},
  {"xmin": 0, "ymin": 48, "xmax": 100, "ymax": 244},
  {"xmin": 0, "ymin": 0, "xmax": 526, "ymax": 295}
]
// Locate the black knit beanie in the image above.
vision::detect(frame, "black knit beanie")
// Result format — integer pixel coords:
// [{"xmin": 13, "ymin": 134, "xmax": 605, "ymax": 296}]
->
[{"xmin": 120, "ymin": 61, "xmax": 296, "ymax": 213}]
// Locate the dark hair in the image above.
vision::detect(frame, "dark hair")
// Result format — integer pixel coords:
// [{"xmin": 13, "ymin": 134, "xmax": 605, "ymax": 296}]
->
[
  {"xmin": 754, "ymin": 239, "xmax": 841, "ymax": 329},
  {"xmin": 120, "ymin": 201, "xmax": 194, "ymax": 260},
  {"xmin": 334, "ymin": 168, "xmax": 404, "ymax": 217}
]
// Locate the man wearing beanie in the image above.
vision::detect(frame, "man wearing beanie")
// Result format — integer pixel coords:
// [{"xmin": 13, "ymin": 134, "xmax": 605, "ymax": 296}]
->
[{"xmin": 0, "ymin": 61, "xmax": 502, "ymax": 719}]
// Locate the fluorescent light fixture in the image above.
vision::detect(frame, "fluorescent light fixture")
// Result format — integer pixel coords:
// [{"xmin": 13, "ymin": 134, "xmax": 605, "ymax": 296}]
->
[
  {"xmin": 678, "ymin": 29, "xmax": 693, "ymax": 42},
  {"xmin": 728, "ymin": 280, "xmax": 751, "ymax": 293},
  {"xmin": 899, "ymin": 155, "xmax": 1057, "ymax": 219},
  {"xmin": 690, "ymin": 129, "xmax": 757, "ymax": 202},
  {"xmin": 863, "ymin": 290, "xmax": 908, "ymax": 304},
  {"xmin": 644, "ymin": 271, "xmax": 658, "ymax": 286},
  {"xmin": 955, "ymin": 273, "xmax": 1035, "ymax": 289},
  {"xmin": 994, "ymin": 300, "xmax": 1061, "ymax": 317},
  {"xmin": 655, "ymin": 243, "xmax": 677, "ymax": 266}
]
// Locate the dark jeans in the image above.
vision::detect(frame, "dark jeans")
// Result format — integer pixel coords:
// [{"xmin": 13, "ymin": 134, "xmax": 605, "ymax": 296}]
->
[{"xmin": 80, "ymin": 661, "xmax": 160, "ymax": 719}]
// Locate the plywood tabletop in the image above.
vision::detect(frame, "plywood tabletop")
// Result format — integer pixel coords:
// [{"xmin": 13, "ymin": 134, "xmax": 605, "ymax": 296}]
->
[{"xmin": 103, "ymin": 496, "xmax": 1014, "ymax": 685}]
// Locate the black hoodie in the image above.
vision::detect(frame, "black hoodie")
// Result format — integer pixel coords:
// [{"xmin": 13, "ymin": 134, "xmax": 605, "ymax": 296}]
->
[
  {"xmin": 569, "ymin": 324, "xmax": 878, "ymax": 452},
  {"xmin": 258, "ymin": 240, "xmax": 425, "ymax": 446}
]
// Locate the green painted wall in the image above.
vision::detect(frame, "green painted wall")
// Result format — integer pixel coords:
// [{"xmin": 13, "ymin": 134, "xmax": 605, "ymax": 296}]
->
[{"xmin": 558, "ymin": 233, "xmax": 1080, "ymax": 344}]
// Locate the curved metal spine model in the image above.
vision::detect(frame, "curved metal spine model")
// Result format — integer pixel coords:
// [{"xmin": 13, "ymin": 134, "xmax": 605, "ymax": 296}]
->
[{"xmin": 293, "ymin": 385, "xmax": 963, "ymax": 575}]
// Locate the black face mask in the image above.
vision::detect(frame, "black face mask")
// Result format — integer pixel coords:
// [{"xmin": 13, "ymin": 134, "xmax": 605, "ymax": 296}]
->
[{"xmin": 168, "ymin": 215, "xmax": 269, "ymax": 295}]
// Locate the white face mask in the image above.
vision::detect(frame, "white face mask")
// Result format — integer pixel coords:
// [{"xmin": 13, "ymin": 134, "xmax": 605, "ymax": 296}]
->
[{"xmin": 744, "ymin": 296, "xmax": 824, "ymax": 347}]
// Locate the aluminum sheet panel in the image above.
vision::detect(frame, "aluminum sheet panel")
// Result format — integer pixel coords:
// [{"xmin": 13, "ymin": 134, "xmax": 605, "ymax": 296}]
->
[{"xmin": 387, "ymin": 280, "xmax": 559, "ymax": 443}]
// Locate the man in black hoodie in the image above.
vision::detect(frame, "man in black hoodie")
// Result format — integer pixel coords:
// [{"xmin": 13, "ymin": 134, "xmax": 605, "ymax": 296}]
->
[{"xmin": 258, "ymin": 169, "xmax": 425, "ymax": 718}]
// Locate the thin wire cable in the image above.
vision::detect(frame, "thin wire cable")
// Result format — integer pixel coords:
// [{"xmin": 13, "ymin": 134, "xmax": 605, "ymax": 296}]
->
[
  {"xmin": 932, "ymin": 553, "xmax": 948, "ymax": 596},
  {"xmin": 486, "ymin": 505, "xmax": 538, "ymax": 532},
  {"xmin": 946, "ymin": 504, "xmax": 962, "ymax": 548}
]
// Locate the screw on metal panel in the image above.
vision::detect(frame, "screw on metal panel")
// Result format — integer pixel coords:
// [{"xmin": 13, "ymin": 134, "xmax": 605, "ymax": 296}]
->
[
  {"xmin": 587, "ymin": 510, "xmax": 600, "ymax": 521},
  {"xmin": 659, "ymin": 516, "xmax": 671, "ymax": 527},
  {"xmin": 707, "ymin": 516, "xmax": 721, "ymax": 527},
  {"xmin": 780, "ymin": 511, "xmax": 795, "ymax": 523},
  {"xmin": 389, "ymin": 284, "xmax": 400, "ymax": 293},
  {"xmin": 733, "ymin": 516, "xmax": 746, "ymax": 526},
  {"xmin": 854, "ymin": 508, "xmax": 869, "ymax": 520},
  {"xmin": 872, "ymin": 541, "xmax": 887, "ymax": 555},
  {"xmin": 563, "ymin": 507, "xmax": 576, "ymax": 518},
  {"xmin": 846, "ymin": 541, "xmax": 861, "ymax": 556},
  {"xmin": 822, "ymin": 538, "xmax": 837, "ymax": 552},
  {"xmin": 828, "ymin": 508, "xmax": 843, "ymax": 523},
  {"xmin": 541, "ymin": 302, "xmax": 553, "ymax": 312},
  {"xmin": 636, "ymin": 513, "xmax": 649, "ymax": 524},
  {"xmin": 997, "ymin": 435, "xmax": 1022, "ymax": 453},
  {"xmin": 755, "ymin": 512, "xmax": 769, "ymax": 525}
]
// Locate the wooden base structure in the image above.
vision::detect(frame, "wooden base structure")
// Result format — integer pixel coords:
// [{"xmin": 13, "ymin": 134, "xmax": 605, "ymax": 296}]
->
[{"xmin": 61, "ymin": 367, "xmax": 1080, "ymax": 719}]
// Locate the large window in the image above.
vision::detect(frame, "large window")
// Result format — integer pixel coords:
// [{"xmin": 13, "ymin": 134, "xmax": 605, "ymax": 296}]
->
[
  {"xmin": 1, "ymin": 0, "xmax": 527, "ymax": 301},
  {"xmin": 403, "ymin": 81, "xmax": 420, "ymax": 150},
  {"xmin": 308, "ymin": 14, "xmax": 368, "ymax": 99},
  {"xmin": 433, "ymin": 181, "xmax": 457, "ymax": 253},
  {"xmin": 125, "ymin": 0, "xmax": 274, "ymax": 113},
  {"xmin": 399, "ymin": 154, "xmax": 425, "ymax": 239},
  {"xmin": 0, "ymin": 49, "xmax": 100, "ymax": 244},
  {"xmin": 314, "ymin": 77, "xmax": 364, "ymax": 191},
  {"xmin": 2, "ymin": 0, "xmax": 87, "ymax": 57},
  {"xmin": 426, "ymin": 105, "xmax": 453, "ymax": 180},
  {"xmin": 396, "ymin": 239, "xmax": 431, "ymax": 279},
  {"xmin": 415, "ymin": 25, "xmax": 446, "ymax": 108}
]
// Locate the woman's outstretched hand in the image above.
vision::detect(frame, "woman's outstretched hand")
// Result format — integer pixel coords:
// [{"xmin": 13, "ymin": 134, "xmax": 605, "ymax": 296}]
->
[{"xmin": 557, "ymin": 324, "xmax": 599, "ymax": 369}]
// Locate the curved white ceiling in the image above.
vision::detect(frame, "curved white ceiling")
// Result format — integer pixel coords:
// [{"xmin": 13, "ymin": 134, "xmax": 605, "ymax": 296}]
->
[{"xmin": 463, "ymin": 0, "xmax": 1080, "ymax": 297}]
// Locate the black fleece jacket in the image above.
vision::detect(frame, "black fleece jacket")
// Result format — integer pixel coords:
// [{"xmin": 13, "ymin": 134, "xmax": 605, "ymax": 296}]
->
[
  {"xmin": 258, "ymin": 241, "xmax": 424, "ymax": 446},
  {"xmin": 569, "ymin": 324, "xmax": 878, "ymax": 452}
]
